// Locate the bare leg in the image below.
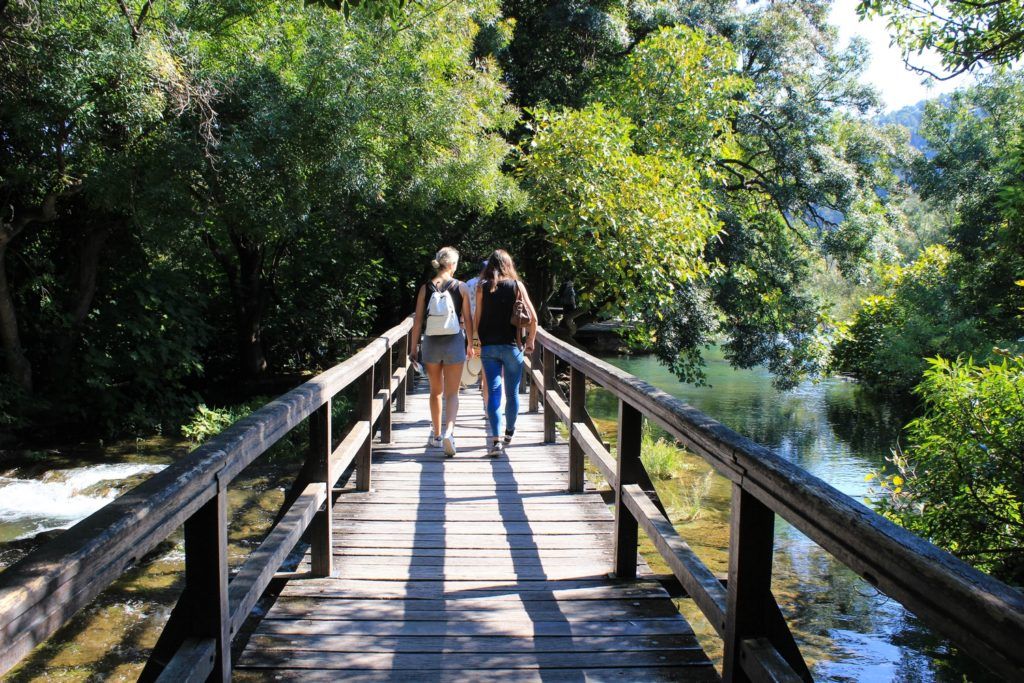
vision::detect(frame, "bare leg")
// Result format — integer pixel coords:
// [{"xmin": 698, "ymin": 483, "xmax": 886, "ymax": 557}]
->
[
  {"xmin": 425, "ymin": 362, "xmax": 444, "ymax": 436},
  {"xmin": 442, "ymin": 363, "xmax": 463, "ymax": 435}
]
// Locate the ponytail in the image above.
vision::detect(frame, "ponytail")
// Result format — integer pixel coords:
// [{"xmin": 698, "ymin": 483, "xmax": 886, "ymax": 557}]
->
[{"xmin": 432, "ymin": 246, "xmax": 459, "ymax": 274}]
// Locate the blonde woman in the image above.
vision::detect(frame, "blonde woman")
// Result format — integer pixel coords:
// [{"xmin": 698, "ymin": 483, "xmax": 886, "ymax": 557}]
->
[
  {"xmin": 474, "ymin": 249, "xmax": 537, "ymax": 457},
  {"xmin": 410, "ymin": 247, "xmax": 475, "ymax": 456}
]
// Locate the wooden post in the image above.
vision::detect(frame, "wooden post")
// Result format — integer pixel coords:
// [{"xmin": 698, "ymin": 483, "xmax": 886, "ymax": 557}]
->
[
  {"xmin": 568, "ymin": 367, "xmax": 585, "ymax": 493},
  {"xmin": 357, "ymin": 366, "xmax": 374, "ymax": 492},
  {"xmin": 542, "ymin": 348, "xmax": 556, "ymax": 443},
  {"xmin": 723, "ymin": 485, "xmax": 776, "ymax": 683},
  {"xmin": 309, "ymin": 400, "xmax": 333, "ymax": 578},
  {"xmin": 187, "ymin": 484, "xmax": 230, "ymax": 681},
  {"xmin": 614, "ymin": 400, "xmax": 642, "ymax": 578},
  {"xmin": 138, "ymin": 483, "xmax": 230, "ymax": 682},
  {"xmin": 380, "ymin": 342, "xmax": 393, "ymax": 443},
  {"xmin": 407, "ymin": 330, "xmax": 417, "ymax": 397},
  {"xmin": 396, "ymin": 334, "xmax": 409, "ymax": 413},
  {"xmin": 528, "ymin": 346, "xmax": 540, "ymax": 413}
]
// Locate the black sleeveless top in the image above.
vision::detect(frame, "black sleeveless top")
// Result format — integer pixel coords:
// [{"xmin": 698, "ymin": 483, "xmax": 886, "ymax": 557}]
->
[
  {"xmin": 478, "ymin": 279, "xmax": 518, "ymax": 345},
  {"xmin": 422, "ymin": 278, "xmax": 464, "ymax": 323}
]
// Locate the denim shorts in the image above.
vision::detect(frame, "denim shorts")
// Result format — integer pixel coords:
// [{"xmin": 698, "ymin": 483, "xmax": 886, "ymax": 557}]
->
[{"xmin": 421, "ymin": 330, "xmax": 467, "ymax": 365}]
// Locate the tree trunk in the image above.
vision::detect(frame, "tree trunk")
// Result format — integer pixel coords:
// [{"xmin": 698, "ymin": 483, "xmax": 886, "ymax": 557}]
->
[
  {"xmin": 0, "ymin": 185, "xmax": 82, "ymax": 392},
  {"xmin": 236, "ymin": 241, "xmax": 268, "ymax": 379},
  {"xmin": 558, "ymin": 307, "xmax": 596, "ymax": 338},
  {"xmin": 203, "ymin": 228, "xmax": 270, "ymax": 381},
  {"xmin": 48, "ymin": 224, "xmax": 113, "ymax": 386},
  {"xmin": 0, "ymin": 239, "xmax": 32, "ymax": 391}
]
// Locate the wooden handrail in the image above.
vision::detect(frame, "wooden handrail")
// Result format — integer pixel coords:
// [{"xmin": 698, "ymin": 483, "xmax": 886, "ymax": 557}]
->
[
  {"xmin": 533, "ymin": 327, "xmax": 1024, "ymax": 681},
  {"xmin": 0, "ymin": 316, "xmax": 414, "ymax": 678}
]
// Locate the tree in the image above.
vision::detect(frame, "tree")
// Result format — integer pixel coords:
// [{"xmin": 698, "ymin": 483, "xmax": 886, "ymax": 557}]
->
[
  {"xmin": 516, "ymin": 26, "xmax": 747, "ymax": 335},
  {"xmin": 0, "ymin": 0, "xmax": 215, "ymax": 393},
  {"xmin": 835, "ymin": 73, "xmax": 1024, "ymax": 395},
  {"xmin": 858, "ymin": 0, "xmax": 1024, "ymax": 78},
  {"xmin": 700, "ymin": 1, "xmax": 911, "ymax": 386},
  {"xmin": 518, "ymin": 102, "xmax": 722, "ymax": 333},
  {"xmin": 0, "ymin": 0, "xmax": 520, "ymax": 430},
  {"xmin": 159, "ymin": 1, "xmax": 518, "ymax": 379},
  {"xmin": 506, "ymin": 0, "xmax": 912, "ymax": 387}
]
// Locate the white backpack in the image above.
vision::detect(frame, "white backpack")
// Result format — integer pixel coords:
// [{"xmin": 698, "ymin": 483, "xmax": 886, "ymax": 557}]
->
[{"xmin": 425, "ymin": 280, "xmax": 461, "ymax": 336}]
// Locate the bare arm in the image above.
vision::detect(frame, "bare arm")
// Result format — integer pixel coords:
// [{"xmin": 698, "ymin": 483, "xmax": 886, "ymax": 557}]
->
[
  {"xmin": 460, "ymin": 283, "xmax": 475, "ymax": 357},
  {"xmin": 520, "ymin": 282, "xmax": 539, "ymax": 354},
  {"xmin": 474, "ymin": 286, "xmax": 485, "ymax": 342},
  {"xmin": 410, "ymin": 285, "xmax": 426, "ymax": 360}
]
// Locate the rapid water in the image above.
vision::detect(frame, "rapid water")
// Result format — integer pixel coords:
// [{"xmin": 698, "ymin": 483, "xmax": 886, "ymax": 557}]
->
[
  {"xmin": 593, "ymin": 348, "xmax": 999, "ymax": 682},
  {"xmin": 0, "ymin": 462, "xmax": 166, "ymax": 542}
]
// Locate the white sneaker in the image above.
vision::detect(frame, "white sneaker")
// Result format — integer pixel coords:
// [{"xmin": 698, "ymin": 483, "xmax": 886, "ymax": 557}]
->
[
  {"xmin": 427, "ymin": 433, "xmax": 442, "ymax": 449},
  {"xmin": 487, "ymin": 440, "xmax": 504, "ymax": 458},
  {"xmin": 443, "ymin": 433, "xmax": 456, "ymax": 457}
]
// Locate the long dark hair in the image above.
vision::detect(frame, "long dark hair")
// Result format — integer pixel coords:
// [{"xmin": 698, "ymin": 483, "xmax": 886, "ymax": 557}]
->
[{"xmin": 482, "ymin": 249, "xmax": 519, "ymax": 292}]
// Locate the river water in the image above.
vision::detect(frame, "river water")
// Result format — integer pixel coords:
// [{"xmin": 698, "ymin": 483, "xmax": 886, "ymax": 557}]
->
[{"xmin": 591, "ymin": 349, "xmax": 999, "ymax": 682}]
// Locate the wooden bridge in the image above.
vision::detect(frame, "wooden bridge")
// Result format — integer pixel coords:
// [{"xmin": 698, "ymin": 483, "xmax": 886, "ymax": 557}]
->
[{"xmin": 1, "ymin": 316, "xmax": 1023, "ymax": 681}]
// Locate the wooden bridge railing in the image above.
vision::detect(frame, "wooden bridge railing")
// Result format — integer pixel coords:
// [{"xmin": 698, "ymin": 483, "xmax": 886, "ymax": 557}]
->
[
  {"xmin": 526, "ymin": 328, "xmax": 1024, "ymax": 682},
  {"xmin": 0, "ymin": 316, "xmax": 415, "ymax": 681}
]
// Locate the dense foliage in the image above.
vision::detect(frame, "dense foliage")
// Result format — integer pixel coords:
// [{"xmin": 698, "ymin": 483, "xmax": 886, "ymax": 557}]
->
[
  {"xmin": 505, "ymin": 0, "xmax": 911, "ymax": 387},
  {"xmin": 871, "ymin": 355, "xmax": 1024, "ymax": 583},
  {"xmin": 833, "ymin": 246, "xmax": 989, "ymax": 395},
  {"xmin": 834, "ymin": 73, "xmax": 1024, "ymax": 396},
  {"xmin": 0, "ymin": 0, "xmax": 921, "ymax": 433},
  {"xmin": 1, "ymin": 0, "xmax": 517, "ymax": 432}
]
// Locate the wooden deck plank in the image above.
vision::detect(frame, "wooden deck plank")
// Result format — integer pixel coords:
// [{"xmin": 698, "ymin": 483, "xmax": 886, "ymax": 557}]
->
[
  {"xmin": 236, "ymin": 386, "xmax": 716, "ymax": 680},
  {"xmin": 268, "ymin": 580, "xmax": 668, "ymax": 600},
  {"xmin": 251, "ymin": 617, "xmax": 699, "ymax": 637},
  {"xmin": 246, "ymin": 633, "xmax": 701, "ymax": 653},
  {"xmin": 261, "ymin": 597, "xmax": 683, "ymax": 620},
  {"xmin": 329, "ymin": 534, "xmax": 614, "ymax": 549},
  {"xmin": 237, "ymin": 649, "xmax": 709, "ymax": 670},
  {"xmin": 234, "ymin": 667, "xmax": 719, "ymax": 682}
]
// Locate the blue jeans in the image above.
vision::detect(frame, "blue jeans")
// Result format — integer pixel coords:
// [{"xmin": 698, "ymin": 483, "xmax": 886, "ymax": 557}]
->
[{"xmin": 480, "ymin": 344, "xmax": 524, "ymax": 439}]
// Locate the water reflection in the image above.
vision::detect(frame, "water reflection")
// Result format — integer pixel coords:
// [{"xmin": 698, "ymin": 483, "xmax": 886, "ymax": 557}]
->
[{"xmin": 592, "ymin": 349, "xmax": 998, "ymax": 682}]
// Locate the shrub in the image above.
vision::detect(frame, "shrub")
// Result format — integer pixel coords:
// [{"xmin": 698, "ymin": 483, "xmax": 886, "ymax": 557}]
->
[
  {"xmin": 677, "ymin": 471, "xmax": 714, "ymax": 521},
  {"xmin": 641, "ymin": 435, "xmax": 685, "ymax": 480},
  {"xmin": 870, "ymin": 354, "xmax": 1024, "ymax": 583},
  {"xmin": 182, "ymin": 399, "xmax": 269, "ymax": 445},
  {"xmin": 832, "ymin": 245, "xmax": 989, "ymax": 395}
]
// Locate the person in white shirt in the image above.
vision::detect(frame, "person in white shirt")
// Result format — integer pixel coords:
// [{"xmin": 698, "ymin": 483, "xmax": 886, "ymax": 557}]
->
[{"xmin": 466, "ymin": 260, "xmax": 501, "ymax": 407}]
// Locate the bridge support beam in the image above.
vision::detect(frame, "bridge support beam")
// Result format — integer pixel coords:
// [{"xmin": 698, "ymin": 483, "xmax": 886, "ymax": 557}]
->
[
  {"xmin": 380, "ymin": 344, "xmax": 393, "ymax": 443},
  {"xmin": 357, "ymin": 366, "xmax": 374, "ymax": 492},
  {"xmin": 396, "ymin": 334, "xmax": 409, "ymax": 413},
  {"xmin": 613, "ymin": 400, "xmax": 642, "ymax": 578},
  {"xmin": 309, "ymin": 399, "xmax": 333, "ymax": 578},
  {"xmin": 721, "ymin": 487, "xmax": 812, "ymax": 683},
  {"xmin": 568, "ymin": 367, "xmax": 585, "ymax": 493},
  {"xmin": 723, "ymin": 486, "xmax": 774, "ymax": 683},
  {"xmin": 139, "ymin": 480, "xmax": 230, "ymax": 682},
  {"xmin": 528, "ymin": 347, "xmax": 540, "ymax": 413},
  {"xmin": 542, "ymin": 348, "xmax": 556, "ymax": 443}
]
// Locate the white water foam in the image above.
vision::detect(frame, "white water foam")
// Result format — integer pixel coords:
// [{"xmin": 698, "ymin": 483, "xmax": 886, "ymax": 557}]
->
[{"xmin": 0, "ymin": 463, "xmax": 166, "ymax": 538}]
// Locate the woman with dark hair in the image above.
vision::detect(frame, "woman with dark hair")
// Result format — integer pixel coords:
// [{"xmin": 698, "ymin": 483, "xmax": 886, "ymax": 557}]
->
[
  {"xmin": 474, "ymin": 249, "xmax": 538, "ymax": 457},
  {"xmin": 410, "ymin": 246, "xmax": 475, "ymax": 457}
]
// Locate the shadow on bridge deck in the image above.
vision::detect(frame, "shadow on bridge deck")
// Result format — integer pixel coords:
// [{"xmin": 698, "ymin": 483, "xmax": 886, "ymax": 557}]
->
[{"xmin": 234, "ymin": 384, "xmax": 717, "ymax": 682}]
